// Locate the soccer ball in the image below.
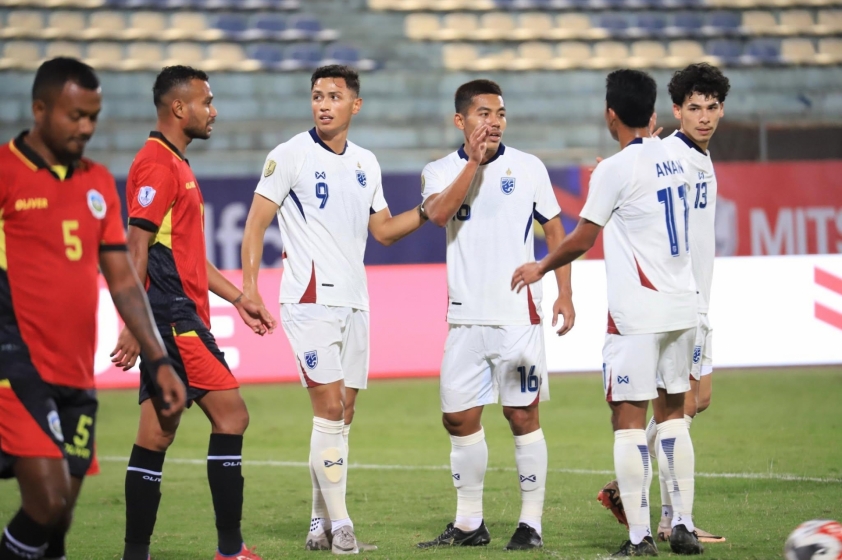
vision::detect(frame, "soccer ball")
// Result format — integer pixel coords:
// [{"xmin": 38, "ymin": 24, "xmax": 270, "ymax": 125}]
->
[{"xmin": 784, "ymin": 520, "xmax": 842, "ymax": 560}]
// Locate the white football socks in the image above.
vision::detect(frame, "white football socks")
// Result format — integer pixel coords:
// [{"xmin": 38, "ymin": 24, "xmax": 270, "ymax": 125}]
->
[
  {"xmin": 310, "ymin": 417, "xmax": 350, "ymax": 524},
  {"xmin": 657, "ymin": 418, "xmax": 695, "ymax": 532},
  {"xmin": 450, "ymin": 428, "xmax": 487, "ymax": 532},
  {"xmin": 514, "ymin": 428, "xmax": 547, "ymax": 536},
  {"xmin": 614, "ymin": 429, "xmax": 653, "ymax": 545},
  {"xmin": 650, "ymin": 414, "xmax": 695, "ymax": 520}
]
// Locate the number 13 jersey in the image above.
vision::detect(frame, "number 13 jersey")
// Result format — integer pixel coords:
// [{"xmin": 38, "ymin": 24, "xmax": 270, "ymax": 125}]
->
[
  {"xmin": 580, "ymin": 137, "xmax": 696, "ymax": 335},
  {"xmin": 255, "ymin": 129, "xmax": 388, "ymax": 311}
]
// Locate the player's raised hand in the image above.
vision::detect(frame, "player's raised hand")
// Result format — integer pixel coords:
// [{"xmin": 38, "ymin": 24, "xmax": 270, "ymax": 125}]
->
[
  {"xmin": 466, "ymin": 124, "xmax": 489, "ymax": 163},
  {"xmin": 234, "ymin": 295, "xmax": 277, "ymax": 336},
  {"xmin": 110, "ymin": 327, "xmax": 141, "ymax": 371},
  {"xmin": 552, "ymin": 294, "xmax": 576, "ymax": 336},
  {"xmin": 649, "ymin": 113, "xmax": 663, "ymax": 138},
  {"xmin": 511, "ymin": 262, "xmax": 545, "ymax": 293},
  {"xmin": 155, "ymin": 364, "xmax": 186, "ymax": 417}
]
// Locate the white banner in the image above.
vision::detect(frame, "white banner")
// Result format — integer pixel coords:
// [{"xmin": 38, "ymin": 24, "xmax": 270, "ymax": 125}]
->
[{"xmin": 540, "ymin": 255, "xmax": 842, "ymax": 372}]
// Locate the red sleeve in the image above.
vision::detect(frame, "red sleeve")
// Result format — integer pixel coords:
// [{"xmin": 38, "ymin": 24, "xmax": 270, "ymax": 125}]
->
[
  {"xmin": 100, "ymin": 171, "xmax": 127, "ymax": 249},
  {"xmin": 126, "ymin": 159, "xmax": 178, "ymax": 233}
]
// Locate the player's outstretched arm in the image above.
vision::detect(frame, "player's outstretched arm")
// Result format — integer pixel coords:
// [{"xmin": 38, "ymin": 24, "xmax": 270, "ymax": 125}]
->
[
  {"xmin": 241, "ymin": 193, "xmax": 279, "ymax": 306},
  {"xmin": 207, "ymin": 259, "xmax": 276, "ymax": 336},
  {"xmin": 100, "ymin": 250, "xmax": 186, "ymax": 416},
  {"xmin": 542, "ymin": 217, "xmax": 576, "ymax": 336},
  {"xmin": 424, "ymin": 124, "xmax": 488, "ymax": 227},
  {"xmin": 511, "ymin": 218, "xmax": 602, "ymax": 293},
  {"xmin": 368, "ymin": 206, "xmax": 426, "ymax": 246}
]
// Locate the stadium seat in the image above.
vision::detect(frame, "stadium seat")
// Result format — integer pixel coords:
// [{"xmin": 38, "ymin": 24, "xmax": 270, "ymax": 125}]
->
[
  {"xmin": 45, "ymin": 40, "xmax": 83, "ymax": 59},
  {"xmin": 323, "ymin": 43, "xmax": 360, "ymax": 64},
  {"xmin": 707, "ymin": 38, "xmax": 743, "ymax": 63},
  {"xmin": 553, "ymin": 13, "xmax": 605, "ymax": 40},
  {"xmin": 124, "ymin": 41, "xmax": 164, "ymax": 70},
  {"xmin": 781, "ymin": 37, "xmax": 816, "ymax": 63},
  {"xmin": 44, "ymin": 11, "xmax": 86, "ymax": 40},
  {"xmin": 433, "ymin": 0, "xmax": 494, "ymax": 9},
  {"xmin": 205, "ymin": 43, "xmax": 261, "ymax": 71},
  {"xmin": 706, "ymin": 11, "xmax": 742, "ymax": 35},
  {"xmin": 165, "ymin": 13, "xmax": 222, "ymax": 41},
  {"xmin": 85, "ymin": 41, "xmax": 124, "ymax": 69},
  {"xmin": 2, "ymin": 11, "xmax": 43, "ymax": 39},
  {"xmin": 249, "ymin": 43, "xmax": 284, "ymax": 68},
  {"xmin": 816, "ymin": 10, "xmax": 842, "ymax": 34},
  {"xmin": 590, "ymin": 41, "xmax": 629, "ymax": 68},
  {"xmin": 283, "ymin": 43, "xmax": 322, "ymax": 70},
  {"xmin": 666, "ymin": 39, "xmax": 708, "ymax": 64},
  {"xmin": 778, "ymin": 11, "xmax": 815, "ymax": 34},
  {"xmin": 438, "ymin": 13, "xmax": 478, "ymax": 41},
  {"xmin": 405, "ymin": 13, "xmax": 440, "ymax": 40},
  {"xmin": 629, "ymin": 40, "xmax": 667, "ymax": 67},
  {"xmin": 635, "ymin": 13, "xmax": 668, "ymax": 37},
  {"xmin": 291, "ymin": 14, "xmax": 338, "ymax": 40},
  {"xmin": 743, "ymin": 11, "xmax": 778, "ymax": 34},
  {"xmin": 817, "ymin": 37, "xmax": 842, "ymax": 63},
  {"xmin": 668, "ymin": 12, "xmax": 705, "ymax": 37},
  {"xmin": 555, "ymin": 41, "xmax": 591, "ymax": 68},
  {"xmin": 510, "ymin": 41, "xmax": 553, "ymax": 70},
  {"xmin": 252, "ymin": 15, "xmax": 290, "ymax": 40},
  {"xmin": 599, "ymin": 13, "xmax": 630, "ymax": 37},
  {"xmin": 83, "ymin": 11, "xmax": 126, "ymax": 40},
  {"xmin": 477, "ymin": 12, "xmax": 515, "ymax": 41},
  {"xmin": 744, "ymin": 38, "xmax": 781, "ymax": 63},
  {"xmin": 513, "ymin": 12, "xmax": 553, "ymax": 41},
  {"xmin": 166, "ymin": 41, "xmax": 204, "ymax": 66},
  {"xmin": 471, "ymin": 47, "xmax": 515, "ymax": 71},
  {"xmin": 442, "ymin": 42, "xmax": 477, "ymax": 70},
  {"xmin": 215, "ymin": 14, "xmax": 249, "ymax": 39},
  {"xmin": 126, "ymin": 11, "xmax": 167, "ymax": 40},
  {"xmin": 0, "ymin": 40, "xmax": 42, "ymax": 68}
]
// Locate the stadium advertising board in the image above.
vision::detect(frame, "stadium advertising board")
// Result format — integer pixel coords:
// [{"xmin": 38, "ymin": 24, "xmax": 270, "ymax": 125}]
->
[{"xmin": 93, "ymin": 254, "xmax": 842, "ymax": 389}]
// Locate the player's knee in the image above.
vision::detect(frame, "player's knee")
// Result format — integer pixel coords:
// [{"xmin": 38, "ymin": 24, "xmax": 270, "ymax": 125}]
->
[
  {"xmin": 442, "ymin": 412, "xmax": 479, "ymax": 436},
  {"xmin": 503, "ymin": 407, "xmax": 539, "ymax": 435},
  {"xmin": 25, "ymin": 489, "xmax": 69, "ymax": 527},
  {"xmin": 213, "ymin": 407, "xmax": 250, "ymax": 435},
  {"xmin": 343, "ymin": 402, "xmax": 356, "ymax": 425}
]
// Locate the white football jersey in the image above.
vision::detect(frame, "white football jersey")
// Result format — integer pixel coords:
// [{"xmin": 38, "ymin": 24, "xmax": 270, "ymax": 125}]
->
[
  {"xmin": 255, "ymin": 129, "xmax": 388, "ymax": 311},
  {"xmin": 422, "ymin": 144, "xmax": 561, "ymax": 326},
  {"xmin": 663, "ymin": 131, "xmax": 717, "ymax": 313},
  {"xmin": 580, "ymin": 137, "xmax": 697, "ymax": 335}
]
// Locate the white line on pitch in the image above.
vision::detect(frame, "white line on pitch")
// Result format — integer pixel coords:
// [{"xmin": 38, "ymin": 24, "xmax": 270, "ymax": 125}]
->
[{"xmin": 99, "ymin": 456, "xmax": 841, "ymax": 484}]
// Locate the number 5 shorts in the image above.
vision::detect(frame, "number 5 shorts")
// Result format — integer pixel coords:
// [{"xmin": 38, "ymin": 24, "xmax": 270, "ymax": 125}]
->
[
  {"xmin": 602, "ymin": 327, "xmax": 695, "ymax": 403},
  {"xmin": 281, "ymin": 303, "xmax": 370, "ymax": 390},
  {"xmin": 439, "ymin": 324, "xmax": 549, "ymax": 414}
]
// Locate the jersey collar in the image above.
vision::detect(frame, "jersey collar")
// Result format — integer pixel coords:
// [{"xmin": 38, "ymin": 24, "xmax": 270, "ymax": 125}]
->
[
  {"xmin": 10, "ymin": 130, "xmax": 78, "ymax": 180},
  {"xmin": 457, "ymin": 142, "xmax": 506, "ymax": 165},
  {"xmin": 148, "ymin": 131, "xmax": 187, "ymax": 162},
  {"xmin": 675, "ymin": 131, "xmax": 707, "ymax": 155},
  {"xmin": 309, "ymin": 127, "xmax": 347, "ymax": 156}
]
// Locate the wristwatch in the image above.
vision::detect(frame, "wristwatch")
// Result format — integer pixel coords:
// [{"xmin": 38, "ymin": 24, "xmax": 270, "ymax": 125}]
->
[{"xmin": 418, "ymin": 199, "xmax": 429, "ymax": 221}]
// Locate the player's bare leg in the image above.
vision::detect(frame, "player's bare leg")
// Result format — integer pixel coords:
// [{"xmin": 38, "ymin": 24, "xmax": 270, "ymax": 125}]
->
[
  {"xmin": 418, "ymin": 406, "xmax": 490, "ymax": 549},
  {"xmin": 306, "ymin": 382, "xmax": 357, "ymax": 554},
  {"xmin": 43, "ymin": 475, "xmax": 83, "ymax": 560},
  {"xmin": 1, "ymin": 458, "xmax": 70, "ymax": 560},
  {"xmin": 502, "ymin": 404, "xmax": 546, "ymax": 550}
]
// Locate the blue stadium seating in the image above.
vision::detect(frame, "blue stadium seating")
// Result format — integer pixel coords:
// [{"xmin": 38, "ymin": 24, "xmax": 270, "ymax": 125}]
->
[
  {"xmin": 745, "ymin": 38, "xmax": 781, "ymax": 63},
  {"xmin": 708, "ymin": 38, "xmax": 743, "ymax": 63}
]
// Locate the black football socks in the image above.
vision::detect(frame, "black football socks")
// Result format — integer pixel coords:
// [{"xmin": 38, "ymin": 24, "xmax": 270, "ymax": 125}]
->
[
  {"xmin": 0, "ymin": 509, "xmax": 50, "ymax": 560},
  {"xmin": 207, "ymin": 434, "xmax": 245, "ymax": 555},
  {"xmin": 123, "ymin": 444, "xmax": 165, "ymax": 560}
]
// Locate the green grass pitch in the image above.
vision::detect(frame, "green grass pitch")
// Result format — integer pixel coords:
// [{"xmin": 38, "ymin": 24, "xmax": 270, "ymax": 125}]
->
[{"xmin": 1, "ymin": 367, "xmax": 841, "ymax": 559}]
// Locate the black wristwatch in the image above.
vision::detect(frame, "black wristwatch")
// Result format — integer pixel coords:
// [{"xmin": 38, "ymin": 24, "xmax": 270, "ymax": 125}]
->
[
  {"xmin": 147, "ymin": 356, "xmax": 175, "ymax": 374},
  {"xmin": 418, "ymin": 200, "xmax": 429, "ymax": 221}
]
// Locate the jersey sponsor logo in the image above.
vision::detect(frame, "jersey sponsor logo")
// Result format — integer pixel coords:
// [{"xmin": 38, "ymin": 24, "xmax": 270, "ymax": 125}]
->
[
  {"xmin": 693, "ymin": 345, "xmax": 702, "ymax": 364},
  {"xmin": 63, "ymin": 442, "xmax": 91, "ymax": 459},
  {"xmin": 138, "ymin": 186, "xmax": 156, "ymax": 207},
  {"xmin": 185, "ymin": 181, "xmax": 196, "ymax": 190},
  {"xmin": 315, "ymin": 171, "xmax": 326, "ymax": 180},
  {"xmin": 264, "ymin": 159, "xmax": 276, "ymax": 177},
  {"xmin": 47, "ymin": 410, "xmax": 64, "ymax": 442},
  {"xmin": 87, "ymin": 189, "xmax": 107, "ymax": 219},
  {"xmin": 356, "ymin": 170, "xmax": 367, "ymax": 188},
  {"xmin": 14, "ymin": 197, "xmax": 48, "ymax": 211},
  {"xmin": 501, "ymin": 176, "xmax": 516, "ymax": 195},
  {"xmin": 304, "ymin": 350, "xmax": 318, "ymax": 369}
]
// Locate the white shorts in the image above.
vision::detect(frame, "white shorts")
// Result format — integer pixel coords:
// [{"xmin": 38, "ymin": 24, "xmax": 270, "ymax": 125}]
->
[
  {"xmin": 691, "ymin": 313, "xmax": 713, "ymax": 380},
  {"xmin": 281, "ymin": 303, "xmax": 369, "ymax": 389},
  {"xmin": 602, "ymin": 328, "xmax": 695, "ymax": 403},
  {"xmin": 439, "ymin": 324, "xmax": 549, "ymax": 413}
]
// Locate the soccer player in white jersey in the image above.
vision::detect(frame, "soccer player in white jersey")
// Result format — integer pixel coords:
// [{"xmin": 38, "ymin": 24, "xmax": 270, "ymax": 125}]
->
[
  {"xmin": 416, "ymin": 79, "xmax": 575, "ymax": 551},
  {"xmin": 513, "ymin": 70, "xmax": 703, "ymax": 556},
  {"xmin": 240, "ymin": 65, "xmax": 427, "ymax": 555}
]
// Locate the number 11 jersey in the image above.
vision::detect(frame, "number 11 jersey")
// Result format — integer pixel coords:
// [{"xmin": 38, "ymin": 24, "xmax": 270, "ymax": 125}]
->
[
  {"xmin": 255, "ymin": 129, "xmax": 388, "ymax": 311},
  {"xmin": 580, "ymin": 137, "xmax": 696, "ymax": 335}
]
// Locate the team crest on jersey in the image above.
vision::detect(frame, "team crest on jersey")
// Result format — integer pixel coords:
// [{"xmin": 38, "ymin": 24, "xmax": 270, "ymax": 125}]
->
[
  {"xmin": 501, "ymin": 176, "xmax": 516, "ymax": 195},
  {"xmin": 138, "ymin": 186, "xmax": 156, "ymax": 208},
  {"xmin": 264, "ymin": 159, "xmax": 276, "ymax": 177},
  {"xmin": 47, "ymin": 411, "xmax": 64, "ymax": 442},
  {"xmin": 356, "ymin": 170, "xmax": 367, "ymax": 188},
  {"xmin": 304, "ymin": 350, "xmax": 318, "ymax": 370},
  {"xmin": 87, "ymin": 189, "xmax": 107, "ymax": 219},
  {"xmin": 315, "ymin": 171, "xmax": 326, "ymax": 180}
]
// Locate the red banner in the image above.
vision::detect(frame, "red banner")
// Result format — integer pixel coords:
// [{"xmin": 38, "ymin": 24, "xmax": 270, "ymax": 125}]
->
[{"xmin": 94, "ymin": 266, "xmax": 449, "ymax": 389}]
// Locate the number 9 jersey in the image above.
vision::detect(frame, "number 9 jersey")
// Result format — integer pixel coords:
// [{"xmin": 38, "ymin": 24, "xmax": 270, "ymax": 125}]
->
[{"xmin": 580, "ymin": 137, "xmax": 697, "ymax": 336}]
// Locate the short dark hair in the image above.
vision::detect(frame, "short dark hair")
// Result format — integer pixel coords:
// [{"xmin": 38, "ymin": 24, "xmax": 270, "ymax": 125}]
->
[
  {"xmin": 310, "ymin": 65, "xmax": 360, "ymax": 96},
  {"xmin": 152, "ymin": 65, "xmax": 209, "ymax": 108},
  {"xmin": 32, "ymin": 57, "xmax": 99, "ymax": 103},
  {"xmin": 668, "ymin": 63, "xmax": 730, "ymax": 106},
  {"xmin": 454, "ymin": 79, "xmax": 503, "ymax": 115},
  {"xmin": 605, "ymin": 69, "xmax": 657, "ymax": 128}
]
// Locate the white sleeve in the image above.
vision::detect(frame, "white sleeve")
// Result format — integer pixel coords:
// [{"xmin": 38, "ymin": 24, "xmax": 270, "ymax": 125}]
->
[
  {"xmin": 421, "ymin": 161, "xmax": 447, "ymax": 201},
  {"xmin": 370, "ymin": 160, "xmax": 388, "ymax": 214},
  {"xmin": 531, "ymin": 159, "xmax": 561, "ymax": 224},
  {"xmin": 254, "ymin": 144, "xmax": 296, "ymax": 206},
  {"xmin": 579, "ymin": 160, "xmax": 622, "ymax": 227}
]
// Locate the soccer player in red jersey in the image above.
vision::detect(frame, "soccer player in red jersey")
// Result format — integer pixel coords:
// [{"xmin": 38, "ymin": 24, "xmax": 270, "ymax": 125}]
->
[
  {"xmin": 0, "ymin": 58, "xmax": 185, "ymax": 560},
  {"xmin": 110, "ymin": 66, "xmax": 275, "ymax": 560}
]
